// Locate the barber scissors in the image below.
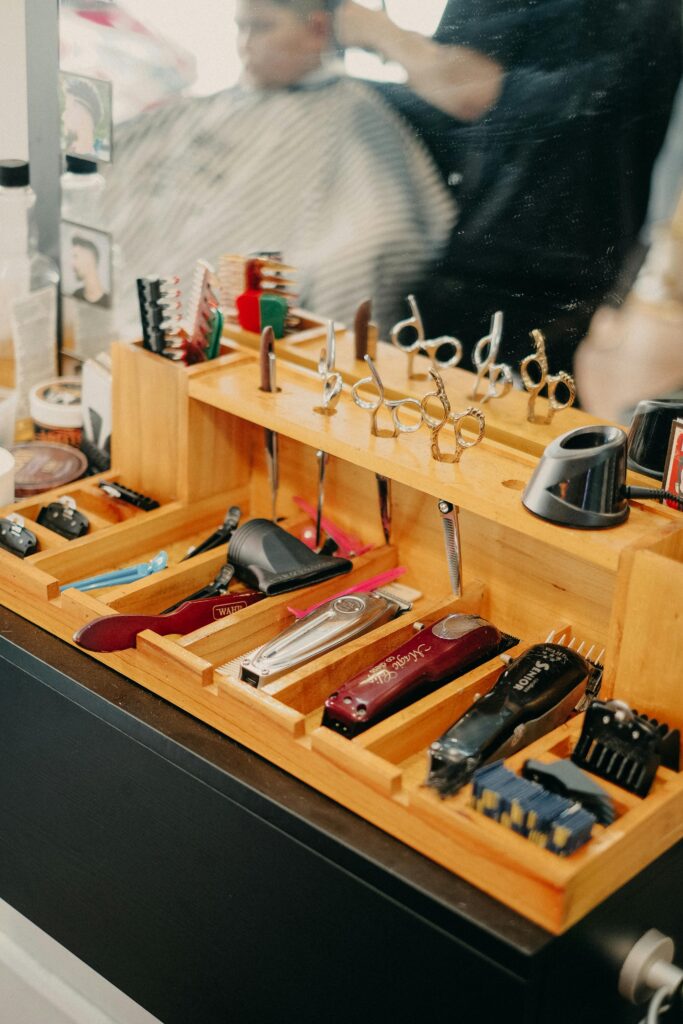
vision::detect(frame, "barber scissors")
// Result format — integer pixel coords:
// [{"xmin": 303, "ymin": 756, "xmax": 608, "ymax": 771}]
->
[
  {"xmin": 520, "ymin": 328, "xmax": 576, "ymax": 424},
  {"xmin": 421, "ymin": 369, "xmax": 486, "ymax": 463},
  {"xmin": 471, "ymin": 311, "xmax": 513, "ymax": 404},
  {"xmin": 390, "ymin": 294, "xmax": 463, "ymax": 378},
  {"xmin": 351, "ymin": 355, "xmax": 423, "ymax": 437},
  {"xmin": 317, "ymin": 320, "xmax": 343, "ymax": 412}
]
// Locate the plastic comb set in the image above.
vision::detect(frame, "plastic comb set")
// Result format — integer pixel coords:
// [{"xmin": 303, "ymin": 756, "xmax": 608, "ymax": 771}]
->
[
  {"xmin": 137, "ymin": 260, "xmax": 222, "ymax": 364},
  {"xmin": 219, "ymin": 252, "xmax": 298, "ymax": 338},
  {"xmin": 470, "ymin": 761, "xmax": 599, "ymax": 857}
]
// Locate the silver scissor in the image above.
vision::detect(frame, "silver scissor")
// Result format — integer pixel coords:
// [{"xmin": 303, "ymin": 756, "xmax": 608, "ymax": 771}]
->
[
  {"xmin": 318, "ymin": 320, "xmax": 343, "ymax": 412},
  {"xmin": 421, "ymin": 369, "xmax": 486, "ymax": 463},
  {"xmin": 351, "ymin": 354, "xmax": 423, "ymax": 437},
  {"xmin": 390, "ymin": 294, "xmax": 463, "ymax": 378},
  {"xmin": 471, "ymin": 311, "xmax": 513, "ymax": 404},
  {"xmin": 520, "ymin": 328, "xmax": 576, "ymax": 424}
]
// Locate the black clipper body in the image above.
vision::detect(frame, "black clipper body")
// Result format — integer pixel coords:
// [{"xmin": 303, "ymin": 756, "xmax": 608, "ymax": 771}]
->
[
  {"xmin": 37, "ymin": 497, "xmax": 89, "ymax": 540},
  {"xmin": 426, "ymin": 643, "xmax": 602, "ymax": 797},
  {"xmin": 0, "ymin": 515, "xmax": 38, "ymax": 558}
]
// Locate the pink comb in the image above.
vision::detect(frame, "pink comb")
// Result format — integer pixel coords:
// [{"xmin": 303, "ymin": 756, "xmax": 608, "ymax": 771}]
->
[
  {"xmin": 287, "ymin": 566, "xmax": 407, "ymax": 619},
  {"xmin": 293, "ymin": 496, "xmax": 374, "ymax": 557}
]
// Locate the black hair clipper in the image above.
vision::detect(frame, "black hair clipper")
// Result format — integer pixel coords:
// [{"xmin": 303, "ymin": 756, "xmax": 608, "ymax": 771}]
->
[
  {"xmin": 571, "ymin": 699, "xmax": 680, "ymax": 797},
  {"xmin": 426, "ymin": 643, "xmax": 603, "ymax": 797},
  {"xmin": 0, "ymin": 514, "xmax": 38, "ymax": 558},
  {"xmin": 228, "ymin": 519, "xmax": 352, "ymax": 595}
]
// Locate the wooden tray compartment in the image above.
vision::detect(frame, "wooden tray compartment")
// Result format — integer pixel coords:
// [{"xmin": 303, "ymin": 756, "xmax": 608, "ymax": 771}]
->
[{"xmin": 0, "ymin": 336, "xmax": 681, "ymax": 934}]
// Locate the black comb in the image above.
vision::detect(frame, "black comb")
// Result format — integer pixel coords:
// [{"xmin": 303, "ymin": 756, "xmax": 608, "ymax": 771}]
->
[{"xmin": 571, "ymin": 699, "xmax": 680, "ymax": 798}]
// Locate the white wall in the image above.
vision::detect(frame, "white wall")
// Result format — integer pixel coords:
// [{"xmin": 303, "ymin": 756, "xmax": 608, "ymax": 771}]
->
[{"xmin": 0, "ymin": 0, "xmax": 29, "ymax": 160}]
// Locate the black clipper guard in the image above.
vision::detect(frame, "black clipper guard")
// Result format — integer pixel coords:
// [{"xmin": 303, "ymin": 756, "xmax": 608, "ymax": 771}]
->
[
  {"xmin": 228, "ymin": 519, "xmax": 352, "ymax": 595},
  {"xmin": 571, "ymin": 699, "xmax": 680, "ymax": 797}
]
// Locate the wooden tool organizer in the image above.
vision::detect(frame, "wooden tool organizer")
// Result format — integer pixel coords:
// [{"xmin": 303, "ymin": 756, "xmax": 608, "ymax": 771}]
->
[{"xmin": 1, "ymin": 328, "xmax": 682, "ymax": 934}]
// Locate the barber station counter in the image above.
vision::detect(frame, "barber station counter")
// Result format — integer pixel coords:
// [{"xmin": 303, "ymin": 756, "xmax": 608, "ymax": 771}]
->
[{"xmin": 1, "ymin": 605, "xmax": 681, "ymax": 1024}]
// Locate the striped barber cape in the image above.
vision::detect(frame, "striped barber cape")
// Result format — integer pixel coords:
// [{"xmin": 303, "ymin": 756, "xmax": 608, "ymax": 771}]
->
[{"xmin": 103, "ymin": 66, "xmax": 457, "ymax": 338}]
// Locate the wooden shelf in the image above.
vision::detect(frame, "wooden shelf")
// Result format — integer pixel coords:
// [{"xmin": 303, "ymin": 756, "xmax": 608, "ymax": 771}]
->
[{"xmin": 0, "ymin": 331, "xmax": 681, "ymax": 934}]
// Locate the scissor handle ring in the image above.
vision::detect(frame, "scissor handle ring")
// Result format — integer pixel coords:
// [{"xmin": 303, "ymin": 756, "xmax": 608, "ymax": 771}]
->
[
  {"xmin": 386, "ymin": 397, "xmax": 424, "ymax": 434},
  {"xmin": 547, "ymin": 371, "xmax": 576, "ymax": 412},
  {"xmin": 351, "ymin": 375, "xmax": 382, "ymax": 412},
  {"xmin": 451, "ymin": 406, "xmax": 486, "ymax": 460},
  {"xmin": 390, "ymin": 317, "xmax": 422, "ymax": 353},
  {"xmin": 431, "ymin": 336, "xmax": 463, "ymax": 370},
  {"xmin": 520, "ymin": 353, "xmax": 548, "ymax": 393},
  {"xmin": 322, "ymin": 371, "xmax": 343, "ymax": 410}
]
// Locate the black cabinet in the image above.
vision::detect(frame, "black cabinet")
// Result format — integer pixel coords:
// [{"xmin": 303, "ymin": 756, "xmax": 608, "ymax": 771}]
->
[{"xmin": 1, "ymin": 607, "xmax": 680, "ymax": 1024}]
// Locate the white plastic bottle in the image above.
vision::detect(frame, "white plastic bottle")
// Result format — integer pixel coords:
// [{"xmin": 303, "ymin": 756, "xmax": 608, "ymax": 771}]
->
[{"xmin": 0, "ymin": 159, "xmax": 59, "ymax": 430}]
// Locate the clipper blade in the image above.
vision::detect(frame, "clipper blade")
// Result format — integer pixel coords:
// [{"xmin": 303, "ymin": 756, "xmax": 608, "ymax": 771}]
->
[
  {"xmin": 547, "ymin": 631, "xmax": 604, "ymax": 711},
  {"xmin": 425, "ymin": 752, "xmax": 481, "ymax": 798}
]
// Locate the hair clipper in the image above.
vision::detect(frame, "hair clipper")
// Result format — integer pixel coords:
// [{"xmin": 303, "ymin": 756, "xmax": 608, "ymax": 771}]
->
[
  {"xmin": 322, "ymin": 614, "xmax": 518, "ymax": 738},
  {"xmin": 239, "ymin": 588, "xmax": 414, "ymax": 687},
  {"xmin": 426, "ymin": 643, "xmax": 603, "ymax": 797}
]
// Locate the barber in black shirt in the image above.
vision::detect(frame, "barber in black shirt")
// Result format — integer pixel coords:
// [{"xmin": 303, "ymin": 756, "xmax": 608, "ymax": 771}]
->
[{"xmin": 335, "ymin": 0, "xmax": 682, "ymax": 366}]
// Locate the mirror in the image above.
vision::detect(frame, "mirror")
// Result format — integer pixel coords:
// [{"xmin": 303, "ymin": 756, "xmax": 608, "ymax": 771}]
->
[{"xmin": 56, "ymin": 0, "xmax": 683, "ymax": 419}]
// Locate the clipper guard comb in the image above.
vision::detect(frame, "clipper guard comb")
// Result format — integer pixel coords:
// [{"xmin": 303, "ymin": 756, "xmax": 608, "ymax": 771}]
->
[{"xmin": 571, "ymin": 699, "xmax": 680, "ymax": 797}]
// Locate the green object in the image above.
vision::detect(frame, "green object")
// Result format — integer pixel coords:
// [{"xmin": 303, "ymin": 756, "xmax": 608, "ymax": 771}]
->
[
  {"xmin": 207, "ymin": 307, "xmax": 223, "ymax": 360},
  {"xmin": 259, "ymin": 293, "xmax": 288, "ymax": 339}
]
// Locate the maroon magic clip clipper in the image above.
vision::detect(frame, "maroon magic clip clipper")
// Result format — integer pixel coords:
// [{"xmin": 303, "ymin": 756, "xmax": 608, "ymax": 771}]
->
[{"xmin": 322, "ymin": 613, "xmax": 518, "ymax": 738}]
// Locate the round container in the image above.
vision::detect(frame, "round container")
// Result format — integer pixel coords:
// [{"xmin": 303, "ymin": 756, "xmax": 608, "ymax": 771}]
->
[
  {"xmin": 29, "ymin": 377, "xmax": 83, "ymax": 447},
  {"xmin": 10, "ymin": 442, "xmax": 88, "ymax": 497}
]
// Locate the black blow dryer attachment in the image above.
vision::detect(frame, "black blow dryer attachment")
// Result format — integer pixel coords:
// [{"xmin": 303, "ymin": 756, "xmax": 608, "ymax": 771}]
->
[{"xmin": 228, "ymin": 518, "xmax": 352, "ymax": 595}]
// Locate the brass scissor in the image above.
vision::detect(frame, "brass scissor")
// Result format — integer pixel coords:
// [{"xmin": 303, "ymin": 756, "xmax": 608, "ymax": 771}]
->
[
  {"xmin": 390, "ymin": 294, "xmax": 463, "ymax": 378},
  {"xmin": 421, "ymin": 369, "xmax": 486, "ymax": 463},
  {"xmin": 520, "ymin": 329, "xmax": 576, "ymax": 424},
  {"xmin": 470, "ymin": 311, "xmax": 513, "ymax": 404},
  {"xmin": 317, "ymin": 320, "xmax": 343, "ymax": 412},
  {"xmin": 351, "ymin": 355, "xmax": 423, "ymax": 437}
]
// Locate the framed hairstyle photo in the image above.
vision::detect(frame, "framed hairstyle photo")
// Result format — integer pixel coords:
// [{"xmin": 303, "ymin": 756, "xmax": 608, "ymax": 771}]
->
[
  {"xmin": 663, "ymin": 418, "xmax": 683, "ymax": 510},
  {"xmin": 61, "ymin": 221, "xmax": 113, "ymax": 310},
  {"xmin": 60, "ymin": 70, "xmax": 113, "ymax": 163}
]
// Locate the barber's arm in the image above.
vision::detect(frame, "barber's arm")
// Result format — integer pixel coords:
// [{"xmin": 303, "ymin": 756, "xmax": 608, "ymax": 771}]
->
[{"xmin": 334, "ymin": 2, "xmax": 503, "ymax": 122}]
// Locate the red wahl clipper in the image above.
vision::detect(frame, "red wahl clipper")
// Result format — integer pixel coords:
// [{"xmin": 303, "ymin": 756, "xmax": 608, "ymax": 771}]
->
[{"xmin": 322, "ymin": 614, "xmax": 518, "ymax": 737}]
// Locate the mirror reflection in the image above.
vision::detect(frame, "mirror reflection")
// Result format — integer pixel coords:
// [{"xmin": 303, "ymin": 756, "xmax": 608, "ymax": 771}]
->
[{"xmin": 58, "ymin": 0, "xmax": 683, "ymax": 419}]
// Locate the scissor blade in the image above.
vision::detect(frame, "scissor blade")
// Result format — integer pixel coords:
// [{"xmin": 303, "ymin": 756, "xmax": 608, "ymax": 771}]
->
[
  {"xmin": 438, "ymin": 499, "xmax": 462, "ymax": 597},
  {"xmin": 315, "ymin": 450, "xmax": 328, "ymax": 548},
  {"xmin": 376, "ymin": 474, "xmax": 392, "ymax": 545}
]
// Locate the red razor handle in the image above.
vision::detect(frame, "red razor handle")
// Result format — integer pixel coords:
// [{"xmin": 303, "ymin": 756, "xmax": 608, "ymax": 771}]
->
[
  {"xmin": 322, "ymin": 614, "xmax": 507, "ymax": 737},
  {"xmin": 73, "ymin": 591, "xmax": 263, "ymax": 652}
]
